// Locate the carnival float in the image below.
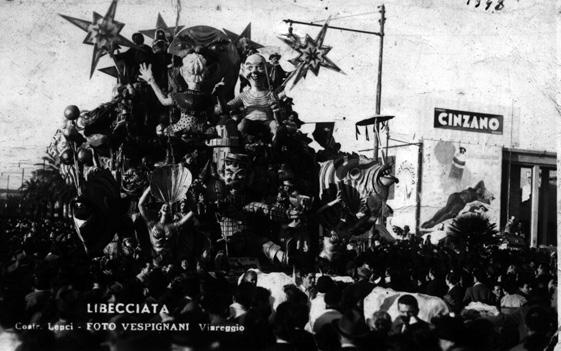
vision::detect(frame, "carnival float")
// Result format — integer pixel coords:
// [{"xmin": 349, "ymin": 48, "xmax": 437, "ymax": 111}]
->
[{"xmin": 47, "ymin": 0, "xmax": 399, "ymax": 273}]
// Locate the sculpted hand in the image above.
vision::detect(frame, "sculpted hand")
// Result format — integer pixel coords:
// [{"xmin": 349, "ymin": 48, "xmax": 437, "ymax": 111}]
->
[
  {"xmin": 139, "ymin": 63, "xmax": 154, "ymax": 84},
  {"xmin": 212, "ymin": 77, "xmax": 225, "ymax": 95}
]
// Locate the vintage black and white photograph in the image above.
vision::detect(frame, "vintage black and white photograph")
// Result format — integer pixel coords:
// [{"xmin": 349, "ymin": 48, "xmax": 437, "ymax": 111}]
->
[{"xmin": 0, "ymin": 0, "xmax": 559, "ymax": 350}]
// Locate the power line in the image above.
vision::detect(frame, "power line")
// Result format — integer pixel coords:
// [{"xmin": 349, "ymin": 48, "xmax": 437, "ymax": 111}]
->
[{"xmin": 309, "ymin": 11, "xmax": 379, "ymax": 24}]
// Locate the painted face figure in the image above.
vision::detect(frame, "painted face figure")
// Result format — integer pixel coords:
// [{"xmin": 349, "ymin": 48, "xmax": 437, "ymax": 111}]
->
[
  {"xmin": 180, "ymin": 53, "xmax": 207, "ymax": 88},
  {"xmin": 244, "ymin": 54, "xmax": 267, "ymax": 85},
  {"xmin": 179, "ymin": 200, "xmax": 188, "ymax": 214},
  {"xmin": 223, "ymin": 154, "xmax": 249, "ymax": 188},
  {"xmin": 150, "ymin": 225, "xmax": 170, "ymax": 254}
]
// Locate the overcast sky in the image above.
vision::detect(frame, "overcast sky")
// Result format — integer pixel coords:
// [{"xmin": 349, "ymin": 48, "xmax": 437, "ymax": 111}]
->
[{"xmin": 0, "ymin": 0, "xmax": 557, "ymax": 189}]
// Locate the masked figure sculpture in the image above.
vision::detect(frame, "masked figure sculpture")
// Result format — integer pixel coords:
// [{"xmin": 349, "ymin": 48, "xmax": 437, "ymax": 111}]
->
[
  {"xmin": 169, "ymin": 25, "xmax": 241, "ymax": 102},
  {"xmin": 212, "ymin": 153, "xmax": 291, "ymax": 264},
  {"xmin": 138, "ymin": 164, "xmax": 196, "ymax": 259},
  {"xmin": 214, "ymin": 153, "xmax": 252, "ymax": 257}
]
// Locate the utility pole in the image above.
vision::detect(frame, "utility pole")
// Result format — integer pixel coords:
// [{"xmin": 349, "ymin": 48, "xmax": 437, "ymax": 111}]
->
[
  {"xmin": 21, "ymin": 168, "xmax": 25, "ymax": 188},
  {"xmin": 373, "ymin": 4, "xmax": 386, "ymax": 162},
  {"xmin": 283, "ymin": 4, "xmax": 387, "ymax": 161}
]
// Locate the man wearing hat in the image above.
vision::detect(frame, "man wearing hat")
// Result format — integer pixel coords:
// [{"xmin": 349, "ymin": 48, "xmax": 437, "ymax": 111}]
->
[
  {"xmin": 268, "ymin": 53, "xmax": 287, "ymax": 90},
  {"xmin": 332, "ymin": 309, "xmax": 370, "ymax": 350}
]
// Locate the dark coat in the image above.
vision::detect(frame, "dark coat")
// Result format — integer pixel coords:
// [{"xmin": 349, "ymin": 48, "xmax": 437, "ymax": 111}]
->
[
  {"xmin": 390, "ymin": 316, "xmax": 430, "ymax": 335},
  {"xmin": 425, "ymin": 279, "xmax": 448, "ymax": 297},
  {"xmin": 443, "ymin": 285, "xmax": 464, "ymax": 314},
  {"xmin": 463, "ymin": 283, "xmax": 494, "ymax": 305}
]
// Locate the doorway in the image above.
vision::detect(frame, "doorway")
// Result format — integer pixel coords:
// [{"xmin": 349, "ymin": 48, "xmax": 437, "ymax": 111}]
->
[{"xmin": 500, "ymin": 149, "xmax": 557, "ymax": 247}]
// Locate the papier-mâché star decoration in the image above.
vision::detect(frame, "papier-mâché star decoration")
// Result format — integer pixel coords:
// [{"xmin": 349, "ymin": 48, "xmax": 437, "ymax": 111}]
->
[
  {"xmin": 223, "ymin": 23, "xmax": 264, "ymax": 50},
  {"xmin": 139, "ymin": 13, "xmax": 184, "ymax": 39},
  {"xmin": 60, "ymin": 0, "xmax": 134, "ymax": 78},
  {"xmin": 278, "ymin": 19, "xmax": 344, "ymax": 88}
]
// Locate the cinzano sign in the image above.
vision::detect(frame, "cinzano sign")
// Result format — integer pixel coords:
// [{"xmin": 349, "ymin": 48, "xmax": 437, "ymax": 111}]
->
[{"xmin": 434, "ymin": 108, "xmax": 503, "ymax": 135}]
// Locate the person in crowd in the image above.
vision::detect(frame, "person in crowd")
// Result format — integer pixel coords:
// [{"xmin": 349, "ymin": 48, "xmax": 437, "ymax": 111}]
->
[
  {"xmin": 297, "ymin": 269, "xmax": 316, "ymax": 298},
  {"xmin": 443, "ymin": 271, "xmax": 464, "ymax": 316},
  {"xmin": 463, "ymin": 270, "xmax": 495, "ymax": 305},
  {"xmin": 230, "ymin": 282, "xmax": 255, "ymax": 324},
  {"xmin": 366, "ymin": 310, "xmax": 392, "ymax": 337},
  {"xmin": 333, "ymin": 309, "xmax": 370, "ymax": 351},
  {"xmin": 424, "ymin": 267, "xmax": 448, "ymax": 298},
  {"xmin": 433, "ymin": 316, "xmax": 467, "ymax": 351},
  {"xmin": 241, "ymin": 269, "xmax": 258, "ymax": 286},
  {"xmin": 501, "ymin": 280, "xmax": 528, "ymax": 310},
  {"xmin": 352, "ymin": 265, "xmax": 375, "ymax": 301},
  {"xmin": 266, "ymin": 302, "xmax": 293, "ymax": 351},
  {"xmin": 391, "ymin": 294, "xmax": 430, "ymax": 335},
  {"xmin": 492, "ymin": 282, "xmax": 504, "ymax": 309},
  {"xmin": 309, "ymin": 275, "xmax": 334, "ymax": 330},
  {"xmin": 518, "ymin": 277, "xmax": 533, "ymax": 300},
  {"xmin": 313, "ymin": 285, "xmax": 343, "ymax": 335}
]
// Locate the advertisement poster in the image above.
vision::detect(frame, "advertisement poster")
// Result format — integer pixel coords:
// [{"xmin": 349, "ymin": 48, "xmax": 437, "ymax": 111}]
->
[{"xmin": 0, "ymin": 1, "xmax": 558, "ymax": 350}]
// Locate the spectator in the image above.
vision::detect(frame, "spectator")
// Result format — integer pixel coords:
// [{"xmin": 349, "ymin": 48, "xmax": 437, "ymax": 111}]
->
[
  {"xmin": 332, "ymin": 309, "xmax": 370, "ymax": 351},
  {"xmin": 313, "ymin": 286, "xmax": 343, "ymax": 334},
  {"xmin": 242, "ymin": 270, "xmax": 258, "ymax": 286},
  {"xmin": 391, "ymin": 294, "xmax": 430, "ymax": 335},
  {"xmin": 366, "ymin": 310, "xmax": 392, "ymax": 336},
  {"xmin": 443, "ymin": 271, "xmax": 464, "ymax": 316},
  {"xmin": 463, "ymin": 270, "xmax": 494, "ymax": 305},
  {"xmin": 433, "ymin": 316, "xmax": 466, "ymax": 351},
  {"xmin": 424, "ymin": 267, "xmax": 447, "ymax": 298},
  {"xmin": 309, "ymin": 276, "xmax": 334, "ymax": 329},
  {"xmin": 266, "ymin": 302, "xmax": 295, "ymax": 351},
  {"xmin": 501, "ymin": 280, "xmax": 527, "ymax": 309},
  {"xmin": 230, "ymin": 282, "xmax": 255, "ymax": 324}
]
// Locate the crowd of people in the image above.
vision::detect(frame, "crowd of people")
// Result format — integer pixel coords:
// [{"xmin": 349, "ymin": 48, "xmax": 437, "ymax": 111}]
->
[{"xmin": 0, "ymin": 216, "xmax": 558, "ymax": 351}]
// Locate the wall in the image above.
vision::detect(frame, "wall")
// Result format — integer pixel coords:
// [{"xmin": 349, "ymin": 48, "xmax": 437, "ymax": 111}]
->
[{"xmin": 385, "ymin": 97, "xmax": 520, "ymax": 230}]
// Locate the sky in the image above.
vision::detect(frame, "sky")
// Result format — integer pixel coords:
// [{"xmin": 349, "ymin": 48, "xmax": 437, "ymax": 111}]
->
[{"xmin": 0, "ymin": 0, "xmax": 558, "ymax": 190}]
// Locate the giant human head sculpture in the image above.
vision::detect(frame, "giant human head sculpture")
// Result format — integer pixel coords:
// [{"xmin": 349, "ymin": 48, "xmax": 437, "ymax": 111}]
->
[
  {"xmin": 242, "ymin": 53, "xmax": 267, "ymax": 87},
  {"xmin": 180, "ymin": 52, "xmax": 208, "ymax": 89}
]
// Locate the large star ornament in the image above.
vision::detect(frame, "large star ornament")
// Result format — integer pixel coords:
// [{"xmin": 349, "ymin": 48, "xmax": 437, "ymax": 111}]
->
[
  {"xmin": 60, "ymin": 0, "xmax": 134, "ymax": 78},
  {"xmin": 223, "ymin": 23, "xmax": 264, "ymax": 49},
  {"xmin": 139, "ymin": 13, "xmax": 184, "ymax": 39},
  {"xmin": 279, "ymin": 19, "xmax": 343, "ymax": 87}
]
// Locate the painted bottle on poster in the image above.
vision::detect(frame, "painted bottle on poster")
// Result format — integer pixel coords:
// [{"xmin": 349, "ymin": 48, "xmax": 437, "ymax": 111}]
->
[{"xmin": 449, "ymin": 147, "xmax": 466, "ymax": 180}]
